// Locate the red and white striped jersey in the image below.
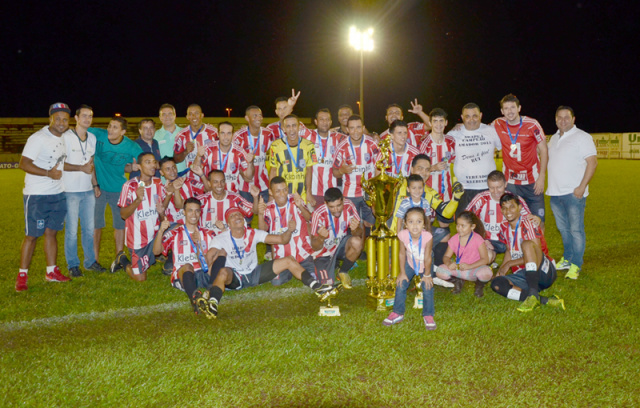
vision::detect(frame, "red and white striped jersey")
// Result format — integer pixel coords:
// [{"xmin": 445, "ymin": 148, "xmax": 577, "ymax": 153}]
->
[
  {"xmin": 164, "ymin": 180, "xmax": 200, "ymax": 224},
  {"xmin": 174, "ymin": 124, "xmax": 219, "ymax": 169},
  {"xmin": 233, "ymin": 127, "xmax": 276, "ymax": 192},
  {"xmin": 333, "ymin": 136, "xmax": 379, "ymax": 198},
  {"xmin": 493, "ymin": 116, "xmax": 545, "ymax": 185},
  {"xmin": 310, "ymin": 199, "xmax": 360, "ymax": 258},
  {"xmin": 498, "ymin": 216, "xmax": 549, "ymax": 272},
  {"xmin": 161, "ymin": 225, "xmax": 215, "ymax": 281},
  {"xmin": 263, "ymin": 195, "xmax": 313, "ymax": 262},
  {"xmin": 380, "ymin": 122, "xmax": 428, "ymax": 148},
  {"xmin": 419, "ymin": 134, "xmax": 456, "ymax": 201},
  {"xmin": 307, "ymin": 130, "xmax": 341, "ymax": 195},
  {"xmin": 210, "ymin": 228, "xmax": 268, "ymax": 275},
  {"xmin": 201, "ymin": 142, "xmax": 249, "ymax": 193},
  {"xmin": 118, "ymin": 177, "xmax": 164, "ymax": 249},
  {"xmin": 375, "ymin": 143, "xmax": 420, "ymax": 178},
  {"xmin": 466, "ymin": 191, "xmax": 531, "ymax": 241},
  {"xmin": 198, "ymin": 191, "xmax": 253, "ymax": 235},
  {"xmin": 267, "ymin": 121, "xmax": 313, "ymax": 141}
]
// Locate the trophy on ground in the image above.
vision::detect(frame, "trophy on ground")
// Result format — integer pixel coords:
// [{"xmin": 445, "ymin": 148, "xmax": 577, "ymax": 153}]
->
[
  {"xmin": 318, "ymin": 283, "xmax": 343, "ymax": 316},
  {"xmin": 362, "ymin": 138, "xmax": 406, "ymax": 310}
]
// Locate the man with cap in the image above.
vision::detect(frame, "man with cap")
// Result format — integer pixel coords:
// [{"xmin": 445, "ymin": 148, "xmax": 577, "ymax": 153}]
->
[{"xmin": 16, "ymin": 103, "xmax": 73, "ymax": 291}]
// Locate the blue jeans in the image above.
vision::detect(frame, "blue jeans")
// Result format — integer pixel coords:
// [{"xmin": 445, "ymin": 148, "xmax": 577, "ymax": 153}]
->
[
  {"xmin": 393, "ymin": 262, "xmax": 435, "ymax": 316},
  {"xmin": 550, "ymin": 194, "xmax": 586, "ymax": 268},
  {"xmin": 65, "ymin": 191, "xmax": 96, "ymax": 269}
]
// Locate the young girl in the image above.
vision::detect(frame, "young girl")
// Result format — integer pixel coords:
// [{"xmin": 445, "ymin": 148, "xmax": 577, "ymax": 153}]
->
[
  {"xmin": 436, "ymin": 211, "xmax": 494, "ymax": 297},
  {"xmin": 383, "ymin": 207, "xmax": 436, "ymax": 330}
]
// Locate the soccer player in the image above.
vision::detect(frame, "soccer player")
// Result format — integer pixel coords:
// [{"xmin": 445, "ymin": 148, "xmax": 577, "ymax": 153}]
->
[
  {"xmin": 130, "ymin": 119, "xmax": 161, "ymax": 179},
  {"xmin": 62, "ymin": 104, "xmax": 105, "ymax": 277},
  {"xmin": 493, "ymin": 94, "xmax": 548, "ymax": 224},
  {"xmin": 307, "ymin": 108, "xmax": 341, "ymax": 205},
  {"xmin": 332, "ymin": 114, "xmax": 379, "ymax": 226},
  {"xmin": 258, "ymin": 176, "xmax": 315, "ymax": 286},
  {"xmin": 116, "ymin": 152, "xmax": 169, "ymax": 281},
  {"xmin": 90, "ymin": 117, "xmax": 144, "ymax": 271},
  {"xmin": 198, "ymin": 169, "xmax": 257, "ymax": 235},
  {"xmin": 378, "ymin": 99, "xmax": 431, "ymax": 148},
  {"xmin": 154, "ymin": 197, "xmax": 223, "ymax": 315},
  {"xmin": 268, "ymin": 114, "xmax": 318, "ymax": 205},
  {"xmin": 154, "ymin": 104, "xmax": 185, "ymax": 175},
  {"xmin": 376, "ymin": 120, "xmax": 420, "ymax": 178},
  {"xmin": 546, "ymin": 106, "xmax": 597, "ymax": 279},
  {"xmin": 196, "ymin": 208, "xmax": 332, "ymax": 318},
  {"xmin": 447, "ymin": 103, "xmax": 502, "ymax": 213},
  {"xmin": 199, "ymin": 121, "xmax": 254, "ymax": 194},
  {"xmin": 265, "ymin": 89, "xmax": 312, "ymax": 140},
  {"xmin": 16, "ymin": 103, "xmax": 73, "ymax": 291},
  {"xmin": 158, "ymin": 157, "xmax": 194, "ymax": 226},
  {"xmin": 173, "ymin": 104, "xmax": 218, "ymax": 189},
  {"xmin": 310, "ymin": 188, "xmax": 364, "ymax": 288},
  {"xmin": 492, "ymin": 193, "xmax": 565, "ymax": 312},
  {"xmin": 466, "ymin": 170, "xmax": 539, "ymax": 254},
  {"xmin": 419, "ymin": 108, "xmax": 457, "ymax": 201},
  {"xmin": 233, "ymin": 105, "xmax": 276, "ymax": 205},
  {"xmin": 330, "ymin": 104, "xmax": 354, "ymax": 137}
]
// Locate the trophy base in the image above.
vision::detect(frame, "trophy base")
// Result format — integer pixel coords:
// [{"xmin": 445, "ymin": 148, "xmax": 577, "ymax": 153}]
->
[
  {"xmin": 318, "ymin": 306, "xmax": 341, "ymax": 316},
  {"xmin": 413, "ymin": 296, "xmax": 423, "ymax": 309},
  {"xmin": 367, "ymin": 296, "xmax": 395, "ymax": 311}
]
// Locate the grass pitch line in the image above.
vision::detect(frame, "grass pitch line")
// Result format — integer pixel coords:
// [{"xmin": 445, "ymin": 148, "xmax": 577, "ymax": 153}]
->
[{"xmin": 1, "ymin": 279, "xmax": 366, "ymax": 332}]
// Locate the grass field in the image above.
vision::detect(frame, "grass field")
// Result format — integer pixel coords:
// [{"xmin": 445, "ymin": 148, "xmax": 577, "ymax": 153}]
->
[{"xmin": 1, "ymin": 161, "xmax": 639, "ymax": 407}]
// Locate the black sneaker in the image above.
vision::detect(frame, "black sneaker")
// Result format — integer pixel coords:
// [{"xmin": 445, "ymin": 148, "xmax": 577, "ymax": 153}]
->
[
  {"xmin": 110, "ymin": 251, "xmax": 127, "ymax": 273},
  {"xmin": 69, "ymin": 266, "xmax": 83, "ymax": 277},
  {"xmin": 86, "ymin": 262, "xmax": 107, "ymax": 273}
]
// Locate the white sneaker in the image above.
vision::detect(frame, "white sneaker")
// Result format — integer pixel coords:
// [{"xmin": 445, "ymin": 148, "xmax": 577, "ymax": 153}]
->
[{"xmin": 432, "ymin": 276, "xmax": 454, "ymax": 288}]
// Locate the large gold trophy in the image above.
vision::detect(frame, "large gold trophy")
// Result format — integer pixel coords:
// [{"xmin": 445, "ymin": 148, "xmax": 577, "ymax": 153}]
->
[{"xmin": 362, "ymin": 138, "xmax": 405, "ymax": 310}]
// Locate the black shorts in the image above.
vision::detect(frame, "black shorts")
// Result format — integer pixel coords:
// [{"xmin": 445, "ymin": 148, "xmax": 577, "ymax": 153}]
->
[
  {"xmin": 226, "ymin": 260, "xmax": 276, "ymax": 290},
  {"xmin": 314, "ymin": 235, "xmax": 350, "ymax": 285}
]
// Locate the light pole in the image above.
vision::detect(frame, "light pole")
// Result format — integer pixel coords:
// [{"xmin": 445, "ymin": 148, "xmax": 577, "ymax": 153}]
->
[
  {"xmin": 349, "ymin": 26, "xmax": 374, "ymax": 121},
  {"xmin": 225, "ymin": 108, "xmax": 232, "ymax": 117}
]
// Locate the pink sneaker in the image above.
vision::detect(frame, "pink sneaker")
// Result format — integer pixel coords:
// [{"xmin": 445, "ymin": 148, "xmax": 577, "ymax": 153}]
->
[
  {"xmin": 15, "ymin": 272, "xmax": 28, "ymax": 292},
  {"xmin": 383, "ymin": 312, "xmax": 404, "ymax": 326},
  {"xmin": 423, "ymin": 315, "xmax": 437, "ymax": 331},
  {"xmin": 46, "ymin": 267, "xmax": 71, "ymax": 282}
]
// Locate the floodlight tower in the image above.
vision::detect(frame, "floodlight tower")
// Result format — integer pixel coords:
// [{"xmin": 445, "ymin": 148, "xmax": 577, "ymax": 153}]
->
[{"xmin": 349, "ymin": 26, "xmax": 374, "ymax": 121}]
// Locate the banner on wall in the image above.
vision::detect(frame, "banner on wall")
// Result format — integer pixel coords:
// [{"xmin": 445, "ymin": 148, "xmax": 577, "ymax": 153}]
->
[
  {"xmin": 622, "ymin": 133, "xmax": 640, "ymax": 159},
  {"xmin": 592, "ymin": 133, "xmax": 622, "ymax": 159}
]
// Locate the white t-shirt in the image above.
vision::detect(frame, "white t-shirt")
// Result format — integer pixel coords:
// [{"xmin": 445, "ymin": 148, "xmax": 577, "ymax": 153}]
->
[
  {"xmin": 62, "ymin": 129, "xmax": 97, "ymax": 193},
  {"xmin": 210, "ymin": 228, "xmax": 268, "ymax": 275},
  {"xmin": 546, "ymin": 126, "xmax": 597, "ymax": 197},
  {"xmin": 22, "ymin": 126, "xmax": 68, "ymax": 195},
  {"xmin": 448, "ymin": 124, "xmax": 502, "ymax": 190}
]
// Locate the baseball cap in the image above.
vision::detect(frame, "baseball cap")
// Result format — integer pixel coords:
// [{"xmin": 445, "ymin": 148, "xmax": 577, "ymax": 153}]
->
[
  {"xmin": 224, "ymin": 207, "xmax": 244, "ymax": 222},
  {"xmin": 49, "ymin": 102, "xmax": 71, "ymax": 116}
]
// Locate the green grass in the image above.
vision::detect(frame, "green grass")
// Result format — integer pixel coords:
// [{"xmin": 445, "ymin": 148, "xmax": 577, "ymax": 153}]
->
[{"xmin": 1, "ymin": 162, "xmax": 640, "ymax": 407}]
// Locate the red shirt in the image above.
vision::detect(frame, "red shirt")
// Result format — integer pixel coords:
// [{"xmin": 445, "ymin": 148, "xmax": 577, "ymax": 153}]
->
[
  {"xmin": 498, "ymin": 216, "xmax": 549, "ymax": 272},
  {"xmin": 233, "ymin": 127, "xmax": 276, "ymax": 192},
  {"xmin": 162, "ymin": 225, "xmax": 215, "ymax": 281},
  {"xmin": 263, "ymin": 195, "xmax": 313, "ymax": 262},
  {"xmin": 333, "ymin": 136, "xmax": 379, "ymax": 198},
  {"xmin": 419, "ymin": 134, "xmax": 457, "ymax": 200},
  {"xmin": 198, "ymin": 191, "xmax": 253, "ymax": 235},
  {"xmin": 202, "ymin": 142, "xmax": 249, "ymax": 193},
  {"xmin": 310, "ymin": 199, "xmax": 360, "ymax": 258},
  {"xmin": 118, "ymin": 177, "xmax": 164, "ymax": 249},
  {"xmin": 493, "ymin": 116, "xmax": 545, "ymax": 185},
  {"xmin": 307, "ymin": 130, "xmax": 342, "ymax": 195}
]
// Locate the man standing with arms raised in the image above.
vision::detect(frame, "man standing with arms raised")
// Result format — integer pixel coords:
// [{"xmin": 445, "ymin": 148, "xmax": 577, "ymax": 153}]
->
[
  {"xmin": 62, "ymin": 104, "xmax": 106, "ymax": 277},
  {"xmin": 379, "ymin": 99, "xmax": 431, "ymax": 148},
  {"xmin": 154, "ymin": 104, "xmax": 185, "ymax": 174},
  {"xmin": 546, "ymin": 106, "xmax": 597, "ymax": 280},
  {"xmin": 16, "ymin": 103, "xmax": 73, "ymax": 291},
  {"xmin": 493, "ymin": 94, "xmax": 548, "ymax": 225},
  {"xmin": 266, "ymin": 89, "xmax": 311, "ymax": 140}
]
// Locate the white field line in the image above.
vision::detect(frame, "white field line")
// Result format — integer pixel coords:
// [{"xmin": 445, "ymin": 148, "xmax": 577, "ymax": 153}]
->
[{"xmin": 1, "ymin": 279, "xmax": 367, "ymax": 332}]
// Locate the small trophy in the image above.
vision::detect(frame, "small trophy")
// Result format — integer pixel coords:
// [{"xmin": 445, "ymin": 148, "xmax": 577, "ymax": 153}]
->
[
  {"xmin": 318, "ymin": 283, "xmax": 343, "ymax": 317},
  {"xmin": 412, "ymin": 275, "xmax": 423, "ymax": 309}
]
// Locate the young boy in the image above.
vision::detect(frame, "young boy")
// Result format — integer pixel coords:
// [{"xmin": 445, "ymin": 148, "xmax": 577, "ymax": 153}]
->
[{"xmin": 395, "ymin": 174, "xmax": 435, "ymax": 233}]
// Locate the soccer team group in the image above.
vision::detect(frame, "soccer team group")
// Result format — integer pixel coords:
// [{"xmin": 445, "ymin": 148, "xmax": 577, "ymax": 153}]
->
[{"xmin": 17, "ymin": 91, "xmax": 597, "ymax": 330}]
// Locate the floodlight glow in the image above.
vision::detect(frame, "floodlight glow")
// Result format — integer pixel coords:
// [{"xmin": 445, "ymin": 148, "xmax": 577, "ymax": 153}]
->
[{"xmin": 349, "ymin": 26, "xmax": 374, "ymax": 52}]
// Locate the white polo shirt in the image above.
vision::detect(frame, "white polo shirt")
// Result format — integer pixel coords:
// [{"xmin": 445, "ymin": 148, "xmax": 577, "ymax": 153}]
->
[
  {"xmin": 546, "ymin": 126, "xmax": 597, "ymax": 197},
  {"xmin": 62, "ymin": 129, "xmax": 96, "ymax": 193},
  {"xmin": 22, "ymin": 126, "xmax": 68, "ymax": 195}
]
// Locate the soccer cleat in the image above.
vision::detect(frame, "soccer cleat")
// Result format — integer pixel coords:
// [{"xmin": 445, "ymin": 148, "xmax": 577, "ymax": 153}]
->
[
  {"xmin": 517, "ymin": 295, "xmax": 541, "ymax": 313},
  {"xmin": 162, "ymin": 263, "xmax": 173, "ymax": 276},
  {"xmin": 556, "ymin": 257, "xmax": 571, "ymax": 271},
  {"xmin": 565, "ymin": 264, "xmax": 580, "ymax": 280},
  {"xmin": 46, "ymin": 267, "xmax": 71, "ymax": 282},
  {"xmin": 15, "ymin": 272, "xmax": 28, "ymax": 292},
  {"xmin": 195, "ymin": 290, "xmax": 218, "ymax": 319},
  {"xmin": 69, "ymin": 266, "xmax": 83, "ymax": 278},
  {"xmin": 383, "ymin": 312, "xmax": 404, "ymax": 326},
  {"xmin": 86, "ymin": 262, "xmax": 107, "ymax": 273},
  {"xmin": 110, "ymin": 251, "xmax": 127, "ymax": 273},
  {"xmin": 338, "ymin": 272, "xmax": 352, "ymax": 289},
  {"xmin": 423, "ymin": 315, "xmax": 437, "ymax": 330},
  {"xmin": 432, "ymin": 276, "xmax": 455, "ymax": 288},
  {"xmin": 546, "ymin": 295, "xmax": 566, "ymax": 311}
]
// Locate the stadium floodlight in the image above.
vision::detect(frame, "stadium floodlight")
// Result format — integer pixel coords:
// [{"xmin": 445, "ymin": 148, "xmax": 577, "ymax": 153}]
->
[{"xmin": 349, "ymin": 26, "xmax": 374, "ymax": 120}]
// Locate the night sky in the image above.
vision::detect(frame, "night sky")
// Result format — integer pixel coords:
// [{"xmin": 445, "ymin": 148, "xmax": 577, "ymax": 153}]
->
[{"xmin": 2, "ymin": 0, "xmax": 638, "ymax": 133}]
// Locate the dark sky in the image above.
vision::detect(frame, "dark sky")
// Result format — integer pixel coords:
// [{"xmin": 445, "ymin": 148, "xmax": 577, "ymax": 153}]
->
[{"xmin": 1, "ymin": 0, "xmax": 638, "ymax": 133}]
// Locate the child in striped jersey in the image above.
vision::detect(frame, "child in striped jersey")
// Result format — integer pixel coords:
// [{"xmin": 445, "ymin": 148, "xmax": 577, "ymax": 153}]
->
[{"xmin": 436, "ymin": 211, "xmax": 495, "ymax": 297}]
